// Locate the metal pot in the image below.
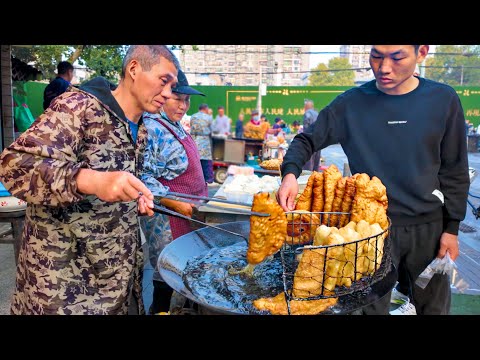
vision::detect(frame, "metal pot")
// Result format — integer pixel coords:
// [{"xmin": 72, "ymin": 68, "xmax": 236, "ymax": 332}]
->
[{"xmin": 158, "ymin": 221, "xmax": 397, "ymax": 315}]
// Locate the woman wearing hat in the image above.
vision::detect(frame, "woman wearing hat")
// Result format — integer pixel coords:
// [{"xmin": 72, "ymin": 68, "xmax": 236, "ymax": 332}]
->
[{"xmin": 140, "ymin": 70, "xmax": 207, "ymax": 314}]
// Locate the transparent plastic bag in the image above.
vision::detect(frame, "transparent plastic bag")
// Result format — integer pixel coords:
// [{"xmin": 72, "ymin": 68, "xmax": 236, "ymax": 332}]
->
[
  {"xmin": 389, "ymin": 284, "xmax": 417, "ymax": 315},
  {"xmin": 415, "ymin": 252, "xmax": 469, "ymax": 292},
  {"xmin": 390, "ymin": 287, "xmax": 409, "ymax": 305}
]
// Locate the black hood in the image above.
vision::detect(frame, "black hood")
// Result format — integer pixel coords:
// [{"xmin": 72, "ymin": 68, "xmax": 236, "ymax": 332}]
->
[{"xmin": 79, "ymin": 77, "xmax": 129, "ymax": 123}]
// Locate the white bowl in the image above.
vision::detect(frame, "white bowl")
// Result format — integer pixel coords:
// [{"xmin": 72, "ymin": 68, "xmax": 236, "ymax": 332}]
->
[{"xmin": 0, "ymin": 196, "xmax": 27, "ymax": 212}]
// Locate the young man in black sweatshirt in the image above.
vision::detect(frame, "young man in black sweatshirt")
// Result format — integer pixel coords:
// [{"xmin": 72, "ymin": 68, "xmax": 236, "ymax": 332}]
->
[{"xmin": 278, "ymin": 45, "xmax": 469, "ymax": 315}]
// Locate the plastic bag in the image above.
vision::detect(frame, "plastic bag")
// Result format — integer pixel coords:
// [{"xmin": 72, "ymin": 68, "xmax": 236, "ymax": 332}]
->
[
  {"xmin": 13, "ymin": 94, "xmax": 35, "ymax": 132},
  {"xmin": 415, "ymin": 252, "xmax": 469, "ymax": 292},
  {"xmin": 14, "ymin": 103, "xmax": 35, "ymax": 132}
]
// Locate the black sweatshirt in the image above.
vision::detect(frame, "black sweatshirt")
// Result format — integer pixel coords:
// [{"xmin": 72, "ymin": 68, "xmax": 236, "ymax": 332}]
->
[{"xmin": 282, "ymin": 78, "xmax": 469, "ymax": 235}]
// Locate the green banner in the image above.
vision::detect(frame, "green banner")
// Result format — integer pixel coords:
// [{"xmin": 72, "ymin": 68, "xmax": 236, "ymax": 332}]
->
[
  {"xmin": 189, "ymin": 85, "xmax": 480, "ymax": 128},
  {"xmin": 14, "ymin": 81, "xmax": 480, "ymax": 128},
  {"xmin": 189, "ymin": 86, "xmax": 351, "ymax": 125},
  {"xmin": 454, "ymin": 87, "xmax": 480, "ymax": 127}
]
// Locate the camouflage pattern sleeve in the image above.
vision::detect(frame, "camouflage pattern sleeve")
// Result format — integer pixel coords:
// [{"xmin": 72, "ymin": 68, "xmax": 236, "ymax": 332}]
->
[{"xmin": 0, "ymin": 92, "xmax": 89, "ymax": 207}]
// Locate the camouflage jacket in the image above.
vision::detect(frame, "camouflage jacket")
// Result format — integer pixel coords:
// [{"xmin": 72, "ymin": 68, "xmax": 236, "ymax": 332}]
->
[{"xmin": 0, "ymin": 77, "xmax": 147, "ymax": 315}]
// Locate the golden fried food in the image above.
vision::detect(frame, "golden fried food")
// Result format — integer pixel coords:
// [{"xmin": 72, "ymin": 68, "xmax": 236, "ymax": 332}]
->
[
  {"xmin": 338, "ymin": 176, "xmax": 356, "ymax": 227},
  {"xmin": 294, "ymin": 172, "xmax": 316, "ymax": 211},
  {"xmin": 259, "ymin": 158, "xmax": 283, "ymax": 170},
  {"xmin": 292, "ymin": 246, "xmax": 327, "ymax": 297},
  {"xmin": 244, "ymin": 122, "xmax": 268, "ymax": 139},
  {"xmin": 363, "ymin": 223, "xmax": 387, "ymax": 274},
  {"xmin": 313, "ymin": 224, "xmax": 334, "ymax": 246},
  {"xmin": 355, "ymin": 220, "xmax": 372, "ymax": 279},
  {"xmin": 322, "ymin": 164, "xmax": 342, "ymax": 225},
  {"xmin": 322, "ymin": 232, "xmax": 346, "ymax": 291},
  {"xmin": 336, "ymin": 227, "xmax": 361, "ymax": 287},
  {"xmin": 311, "ymin": 172, "xmax": 324, "ymax": 213},
  {"xmin": 293, "ymin": 227, "xmax": 345, "ymax": 296},
  {"xmin": 329, "ymin": 177, "xmax": 347, "ymax": 227},
  {"xmin": 351, "ymin": 174, "xmax": 389, "ymax": 230},
  {"xmin": 253, "ymin": 292, "xmax": 338, "ymax": 315},
  {"xmin": 292, "ymin": 225, "xmax": 334, "ymax": 298},
  {"xmin": 292, "ymin": 218, "xmax": 388, "ymax": 296},
  {"xmin": 247, "ymin": 192, "xmax": 288, "ymax": 265},
  {"xmin": 286, "ymin": 211, "xmax": 321, "ymax": 245}
]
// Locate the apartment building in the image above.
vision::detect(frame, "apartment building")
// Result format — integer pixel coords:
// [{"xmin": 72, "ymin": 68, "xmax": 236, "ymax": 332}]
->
[
  {"xmin": 179, "ymin": 45, "xmax": 310, "ymax": 86},
  {"xmin": 339, "ymin": 45, "xmax": 373, "ymax": 83}
]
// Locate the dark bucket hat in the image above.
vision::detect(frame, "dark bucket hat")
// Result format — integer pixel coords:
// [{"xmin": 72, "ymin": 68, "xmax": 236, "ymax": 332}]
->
[{"xmin": 173, "ymin": 70, "xmax": 205, "ymax": 96}]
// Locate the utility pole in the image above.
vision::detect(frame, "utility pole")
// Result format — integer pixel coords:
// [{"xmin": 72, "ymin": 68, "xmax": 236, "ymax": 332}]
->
[
  {"xmin": 257, "ymin": 65, "xmax": 262, "ymax": 116},
  {"xmin": 420, "ymin": 59, "xmax": 426, "ymax": 78}
]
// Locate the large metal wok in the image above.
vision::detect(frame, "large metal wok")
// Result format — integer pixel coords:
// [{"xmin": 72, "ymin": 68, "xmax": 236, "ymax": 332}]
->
[{"xmin": 158, "ymin": 221, "xmax": 397, "ymax": 315}]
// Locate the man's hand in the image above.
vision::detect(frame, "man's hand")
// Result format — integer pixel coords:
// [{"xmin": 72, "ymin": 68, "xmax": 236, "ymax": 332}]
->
[
  {"xmin": 76, "ymin": 169, "xmax": 154, "ymax": 214},
  {"xmin": 138, "ymin": 195, "xmax": 154, "ymax": 216},
  {"xmin": 276, "ymin": 173, "xmax": 298, "ymax": 212},
  {"xmin": 437, "ymin": 232, "xmax": 459, "ymax": 260}
]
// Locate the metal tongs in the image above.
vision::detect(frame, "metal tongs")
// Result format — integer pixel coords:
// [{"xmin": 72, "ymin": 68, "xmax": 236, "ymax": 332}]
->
[
  {"xmin": 160, "ymin": 191, "xmax": 270, "ymax": 217},
  {"xmin": 152, "ymin": 202, "xmax": 249, "ymax": 242}
]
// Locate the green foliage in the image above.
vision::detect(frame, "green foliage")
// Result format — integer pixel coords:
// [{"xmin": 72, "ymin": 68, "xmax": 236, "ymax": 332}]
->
[
  {"xmin": 12, "ymin": 45, "xmax": 73, "ymax": 80},
  {"xmin": 425, "ymin": 45, "xmax": 480, "ymax": 86},
  {"xmin": 308, "ymin": 57, "xmax": 355, "ymax": 86},
  {"xmin": 80, "ymin": 45, "xmax": 128, "ymax": 83},
  {"xmin": 12, "ymin": 45, "xmax": 196, "ymax": 83},
  {"xmin": 170, "ymin": 45, "xmax": 199, "ymax": 53},
  {"xmin": 308, "ymin": 63, "xmax": 329, "ymax": 85},
  {"xmin": 12, "ymin": 45, "xmax": 127, "ymax": 83}
]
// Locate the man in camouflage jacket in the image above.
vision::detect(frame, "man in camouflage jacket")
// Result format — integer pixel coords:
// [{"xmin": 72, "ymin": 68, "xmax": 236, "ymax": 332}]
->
[{"xmin": 0, "ymin": 45, "xmax": 179, "ymax": 315}]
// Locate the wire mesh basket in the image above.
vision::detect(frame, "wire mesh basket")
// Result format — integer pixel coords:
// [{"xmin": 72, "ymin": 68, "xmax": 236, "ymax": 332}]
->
[{"xmin": 281, "ymin": 211, "xmax": 392, "ymax": 304}]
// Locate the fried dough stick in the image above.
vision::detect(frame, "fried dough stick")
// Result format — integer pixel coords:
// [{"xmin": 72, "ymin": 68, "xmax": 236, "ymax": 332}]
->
[
  {"xmin": 229, "ymin": 193, "xmax": 287, "ymax": 276},
  {"xmin": 374, "ymin": 224, "xmax": 389, "ymax": 271},
  {"xmin": 246, "ymin": 192, "xmax": 288, "ymax": 265},
  {"xmin": 294, "ymin": 172, "xmax": 316, "ymax": 211},
  {"xmin": 322, "ymin": 164, "xmax": 342, "ymax": 225},
  {"xmin": 292, "ymin": 225, "xmax": 334, "ymax": 298},
  {"xmin": 292, "ymin": 226, "xmax": 344, "ymax": 297},
  {"xmin": 311, "ymin": 172, "xmax": 324, "ymax": 213},
  {"xmin": 351, "ymin": 174, "xmax": 389, "ymax": 229},
  {"xmin": 253, "ymin": 292, "xmax": 338, "ymax": 315},
  {"xmin": 338, "ymin": 176, "xmax": 356, "ymax": 227},
  {"xmin": 330, "ymin": 177, "xmax": 347, "ymax": 227},
  {"xmin": 322, "ymin": 232, "xmax": 346, "ymax": 291},
  {"xmin": 337, "ymin": 226, "xmax": 361, "ymax": 287},
  {"xmin": 364, "ymin": 223, "xmax": 387, "ymax": 274},
  {"xmin": 355, "ymin": 220, "xmax": 372, "ymax": 279}
]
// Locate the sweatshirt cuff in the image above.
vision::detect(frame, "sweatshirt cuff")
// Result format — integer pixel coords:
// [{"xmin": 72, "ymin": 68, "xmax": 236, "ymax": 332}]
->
[
  {"xmin": 443, "ymin": 220, "xmax": 460, "ymax": 235},
  {"xmin": 281, "ymin": 163, "xmax": 302, "ymax": 180}
]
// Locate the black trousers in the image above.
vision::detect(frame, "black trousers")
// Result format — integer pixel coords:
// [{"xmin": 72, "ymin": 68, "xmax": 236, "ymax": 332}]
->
[
  {"xmin": 150, "ymin": 280, "xmax": 174, "ymax": 314},
  {"xmin": 362, "ymin": 219, "xmax": 451, "ymax": 315}
]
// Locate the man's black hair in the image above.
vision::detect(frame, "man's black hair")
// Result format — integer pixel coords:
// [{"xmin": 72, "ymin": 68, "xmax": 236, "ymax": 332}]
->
[{"xmin": 57, "ymin": 61, "xmax": 73, "ymax": 75}]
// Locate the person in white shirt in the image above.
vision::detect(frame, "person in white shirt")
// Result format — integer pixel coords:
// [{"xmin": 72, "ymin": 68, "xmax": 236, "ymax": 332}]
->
[{"xmin": 212, "ymin": 106, "xmax": 230, "ymax": 135}]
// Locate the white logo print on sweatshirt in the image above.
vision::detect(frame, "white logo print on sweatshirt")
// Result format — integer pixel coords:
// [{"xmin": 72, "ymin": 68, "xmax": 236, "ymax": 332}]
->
[{"xmin": 387, "ymin": 121, "xmax": 408, "ymax": 125}]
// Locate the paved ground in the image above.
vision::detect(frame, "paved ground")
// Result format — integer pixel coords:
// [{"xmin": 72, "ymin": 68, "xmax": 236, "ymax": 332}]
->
[{"xmin": 2, "ymin": 144, "xmax": 480, "ymax": 314}]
